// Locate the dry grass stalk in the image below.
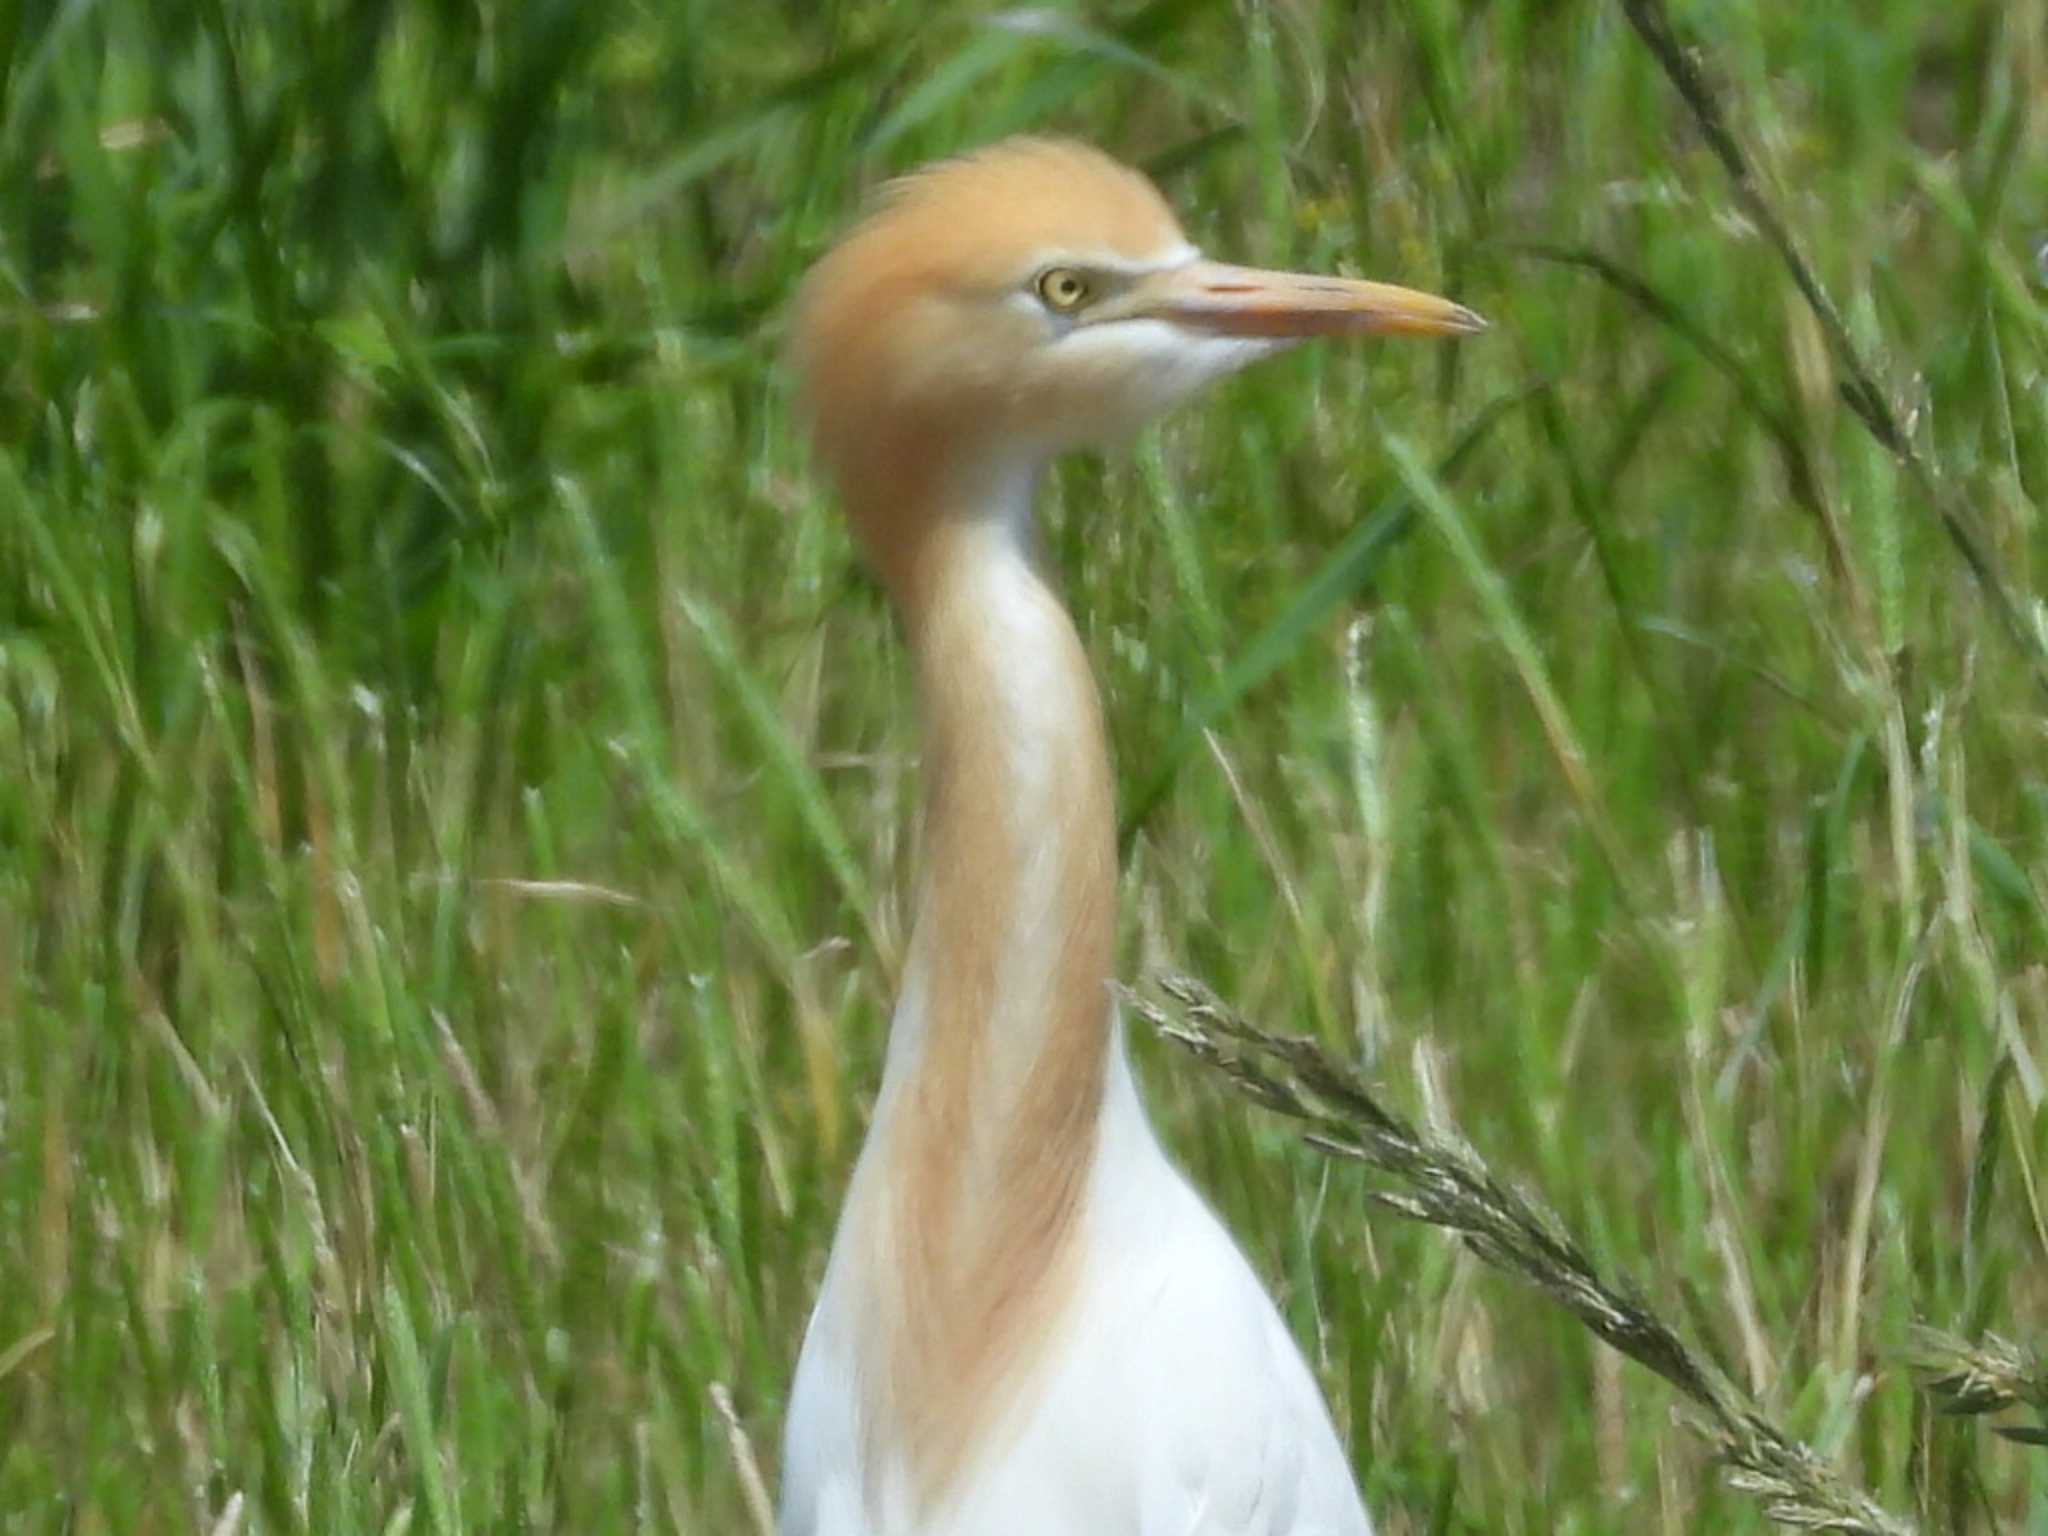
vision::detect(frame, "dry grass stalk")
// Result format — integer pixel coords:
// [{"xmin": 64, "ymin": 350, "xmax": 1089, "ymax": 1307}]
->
[{"xmin": 1131, "ymin": 974, "xmax": 1917, "ymax": 1536}]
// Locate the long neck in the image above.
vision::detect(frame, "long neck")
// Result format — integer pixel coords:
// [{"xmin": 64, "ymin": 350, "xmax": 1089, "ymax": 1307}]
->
[
  {"xmin": 861, "ymin": 477, "xmax": 1120, "ymax": 1505},
  {"xmin": 891, "ymin": 498, "xmax": 1119, "ymax": 1110}
]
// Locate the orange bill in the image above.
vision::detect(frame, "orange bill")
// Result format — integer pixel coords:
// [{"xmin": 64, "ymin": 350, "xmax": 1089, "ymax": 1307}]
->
[{"xmin": 1131, "ymin": 259, "xmax": 1486, "ymax": 339}]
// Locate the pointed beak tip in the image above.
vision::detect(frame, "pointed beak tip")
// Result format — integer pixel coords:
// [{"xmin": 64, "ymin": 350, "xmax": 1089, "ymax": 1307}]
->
[{"xmin": 1447, "ymin": 303, "xmax": 1489, "ymax": 336}]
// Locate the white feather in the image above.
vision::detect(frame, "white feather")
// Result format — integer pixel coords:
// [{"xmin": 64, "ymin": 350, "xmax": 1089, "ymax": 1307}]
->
[{"xmin": 781, "ymin": 1036, "xmax": 1375, "ymax": 1536}]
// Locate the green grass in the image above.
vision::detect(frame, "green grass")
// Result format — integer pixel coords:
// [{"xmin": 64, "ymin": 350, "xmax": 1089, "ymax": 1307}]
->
[{"xmin": 4, "ymin": 0, "xmax": 2047, "ymax": 1530}]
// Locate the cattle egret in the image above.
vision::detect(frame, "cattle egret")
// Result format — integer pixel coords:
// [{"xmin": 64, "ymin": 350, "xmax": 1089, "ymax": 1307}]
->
[{"xmin": 781, "ymin": 137, "xmax": 1483, "ymax": 1536}]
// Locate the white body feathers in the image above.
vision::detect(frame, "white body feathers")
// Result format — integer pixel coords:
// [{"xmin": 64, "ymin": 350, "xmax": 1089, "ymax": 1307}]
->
[{"xmin": 781, "ymin": 1032, "xmax": 1374, "ymax": 1536}]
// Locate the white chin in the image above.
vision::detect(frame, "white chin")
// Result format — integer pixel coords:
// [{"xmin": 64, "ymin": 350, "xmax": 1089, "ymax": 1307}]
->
[{"xmin": 1040, "ymin": 320, "xmax": 1293, "ymax": 448}]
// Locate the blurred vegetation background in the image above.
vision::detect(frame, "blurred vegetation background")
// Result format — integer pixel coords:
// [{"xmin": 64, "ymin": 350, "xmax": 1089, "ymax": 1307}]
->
[{"xmin": 3, "ymin": 0, "xmax": 2045, "ymax": 1530}]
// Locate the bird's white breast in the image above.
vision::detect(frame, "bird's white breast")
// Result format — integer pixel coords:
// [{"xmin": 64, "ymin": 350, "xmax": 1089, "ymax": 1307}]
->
[{"xmin": 779, "ymin": 1034, "xmax": 1376, "ymax": 1536}]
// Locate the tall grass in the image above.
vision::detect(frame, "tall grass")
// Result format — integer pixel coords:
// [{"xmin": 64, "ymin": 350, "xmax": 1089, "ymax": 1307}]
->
[{"xmin": 3, "ymin": 0, "xmax": 2045, "ymax": 1530}]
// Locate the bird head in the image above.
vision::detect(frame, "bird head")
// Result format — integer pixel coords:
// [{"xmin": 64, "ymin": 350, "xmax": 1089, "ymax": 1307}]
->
[{"xmin": 792, "ymin": 138, "xmax": 1483, "ymax": 576}]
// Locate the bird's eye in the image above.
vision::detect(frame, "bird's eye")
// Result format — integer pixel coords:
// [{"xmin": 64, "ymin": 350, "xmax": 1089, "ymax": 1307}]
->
[{"xmin": 1035, "ymin": 267, "xmax": 1093, "ymax": 312}]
